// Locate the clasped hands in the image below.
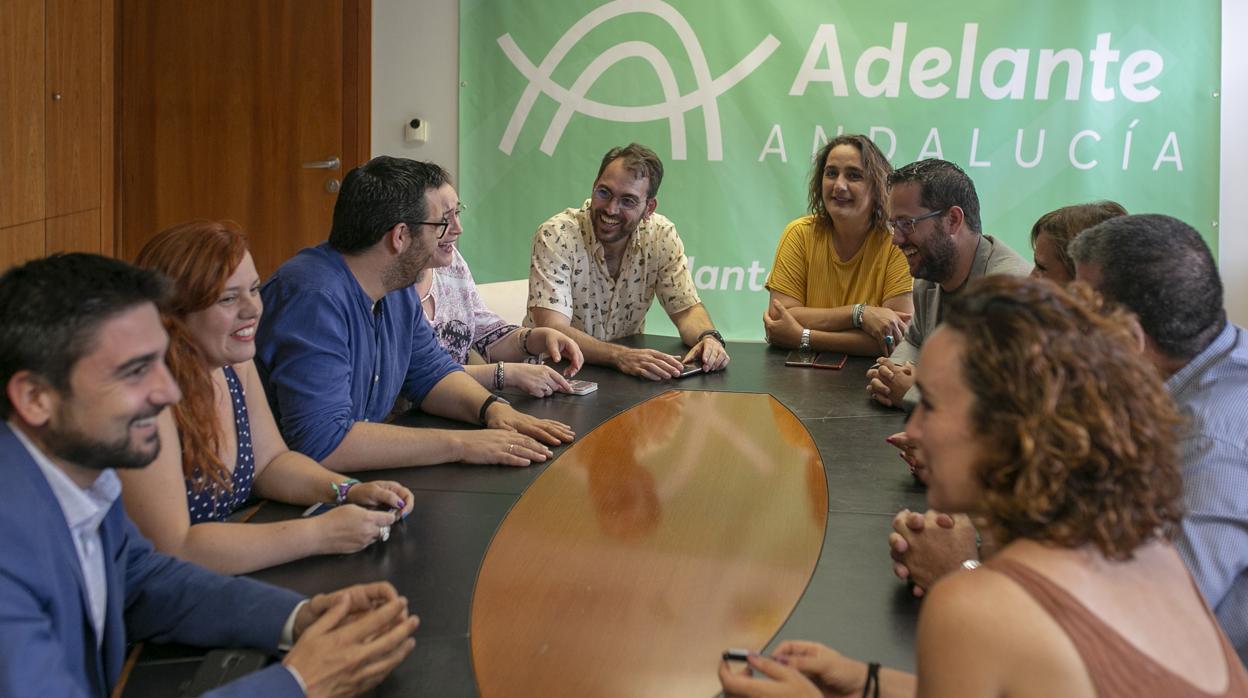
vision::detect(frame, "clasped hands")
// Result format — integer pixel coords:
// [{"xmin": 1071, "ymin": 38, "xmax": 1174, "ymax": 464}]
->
[
  {"xmin": 286, "ymin": 582, "xmax": 419, "ymax": 698},
  {"xmin": 866, "ymin": 358, "xmax": 915, "ymax": 407}
]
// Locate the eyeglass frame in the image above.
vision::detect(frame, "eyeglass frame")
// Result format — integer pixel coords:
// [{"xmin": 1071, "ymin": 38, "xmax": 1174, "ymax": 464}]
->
[
  {"xmin": 410, "ymin": 203, "xmax": 467, "ymax": 240},
  {"xmin": 886, "ymin": 208, "xmax": 947, "ymax": 237},
  {"xmin": 591, "ymin": 185, "xmax": 646, "ymax": 213}
]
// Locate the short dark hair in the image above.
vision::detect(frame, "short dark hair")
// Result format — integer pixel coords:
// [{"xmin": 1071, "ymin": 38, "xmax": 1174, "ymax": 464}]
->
[
  {"xmin": 596, "ymin": 143, "xmax": 664, "ymax": 199},
  {"xmin": 329, "ymin": 156, "xmax": 452, "ymax": 254},
  {"xmin": 887, "ymin": 159, "xmax": 982, "ymax": 234},
  {"xmin": 808, "ymin": 134, "xmax": 892, "ymax": 231},
  {"xmin": 1068, "ymin": 214, "xmax": 1224, "ymax": 360},
  {"xmin": 0, "ymin": 254, "xmax": 170, "ymax": 417},
  {"xmin": 1029, "ymin": 201, "xmax": 1128, "ymax": 279}
]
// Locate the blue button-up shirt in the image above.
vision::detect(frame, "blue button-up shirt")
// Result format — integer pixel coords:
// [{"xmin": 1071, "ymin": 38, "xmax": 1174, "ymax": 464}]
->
[
  {"xmin": 256, "ymin": 243, "xmax": 462, "ymax": 461},
  {"xmin": 1168, "ymin": 320, "xmax": 1248, "ymax": 664}
]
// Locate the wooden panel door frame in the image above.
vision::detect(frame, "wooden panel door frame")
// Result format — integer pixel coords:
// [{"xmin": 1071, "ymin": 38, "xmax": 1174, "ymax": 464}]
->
[{"xmin": 110, "ymin": 0, "xmax": 371, "ymax": 258}]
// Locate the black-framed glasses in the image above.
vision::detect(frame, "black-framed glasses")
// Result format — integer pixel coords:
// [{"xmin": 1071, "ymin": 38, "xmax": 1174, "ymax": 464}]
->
[
  {"xmin": 886, "ymin": 208, "xmax": 946, "ymax": 237},
  {"xmin": 412, "ymin": 203, "xmax": 467, "ymax": 240}
]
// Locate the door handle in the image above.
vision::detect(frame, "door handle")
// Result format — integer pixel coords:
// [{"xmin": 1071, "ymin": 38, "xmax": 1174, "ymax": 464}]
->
[{"xmin": 302, "ymin": 156, "xmax": 341, "ymax": 170}]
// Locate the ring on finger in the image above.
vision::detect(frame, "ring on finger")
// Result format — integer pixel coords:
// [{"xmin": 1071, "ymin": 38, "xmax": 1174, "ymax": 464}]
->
[
  {"xmin": 508, "ymin": 443, "xmax": 514, "ymax": 454},
  {"xmin": 378, "ymin": 525, "xmax": 391, "ymax": 543}
]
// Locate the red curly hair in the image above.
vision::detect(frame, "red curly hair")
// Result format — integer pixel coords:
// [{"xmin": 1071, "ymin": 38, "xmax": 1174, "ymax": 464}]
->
[
  {"xmin": 134, "ymin": 221, "xmax": 249, "ymax": 493},
  {"xmin": 943, "ymin": 276, "xmax": 1183, "ymax": 560}
]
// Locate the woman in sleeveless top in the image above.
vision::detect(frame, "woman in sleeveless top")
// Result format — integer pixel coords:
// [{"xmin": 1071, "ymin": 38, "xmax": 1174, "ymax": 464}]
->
[
  {"xmin": 120, "ymin": 221, "xmax": 416, "ymax": 576},
  {"xmin": 721, "ymin": 276, "xmax": 1248, "ymax": 697}
]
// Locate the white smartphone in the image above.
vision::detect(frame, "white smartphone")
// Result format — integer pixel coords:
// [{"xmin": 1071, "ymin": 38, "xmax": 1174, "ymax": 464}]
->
[{"xmin": 567, "ymin": 379, "xmax": 598, "ymax": 395}]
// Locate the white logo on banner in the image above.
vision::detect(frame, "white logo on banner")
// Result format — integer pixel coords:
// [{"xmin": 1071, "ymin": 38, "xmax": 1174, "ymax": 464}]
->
[{"xmin": 497, "ymin": 0, "xmax": 779, "ymax": 161}]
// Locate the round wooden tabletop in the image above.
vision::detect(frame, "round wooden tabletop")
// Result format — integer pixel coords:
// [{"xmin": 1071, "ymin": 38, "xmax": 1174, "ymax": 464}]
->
[{"xmin": 471, "ymin": 390, "xmax": 828, "ymax": 698}]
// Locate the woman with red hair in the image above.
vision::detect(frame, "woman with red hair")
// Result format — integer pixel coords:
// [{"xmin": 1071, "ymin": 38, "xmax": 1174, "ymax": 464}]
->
[{"xmin": 123, "ymin": 220, "xmax": 415, "ymax": 575}]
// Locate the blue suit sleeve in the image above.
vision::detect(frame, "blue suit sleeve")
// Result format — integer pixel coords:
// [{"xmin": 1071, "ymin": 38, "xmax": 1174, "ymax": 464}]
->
[
  {"xmin": 120, "ymin": 516, "xmax": 303, "ymax": 651},
  {"xmin": 403, "ymin": 307, "xmax": 463, "ymax": 404},
  {"xmin": 0, "ymin": 566, "xmax": 95, "ymax": 697},
  {"xmin": 256, "ymin": 286, "xmax": 359, "ymax": 461}
]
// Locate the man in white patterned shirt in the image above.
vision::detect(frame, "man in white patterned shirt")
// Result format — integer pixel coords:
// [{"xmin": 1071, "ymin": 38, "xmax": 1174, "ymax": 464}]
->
[{"xmin": 527, "ymin": 143, "xmax": 730, "ymax": 380}]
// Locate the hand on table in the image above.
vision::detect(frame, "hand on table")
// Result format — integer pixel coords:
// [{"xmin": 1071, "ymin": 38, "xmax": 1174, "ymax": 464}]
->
[
  {"xmin": 454, "ymin": 427, "xmax": 552, "ymax": 467},
  {"xmin": 486, "ymin": 404, "xmax": 575, "ymax": 446},
  {"xmin": 615, "ymin": 347, "xmax": 684, "ymax": 381},
  {"xmin": 682, "ymin": 337, "xmax": 730, "ymax": 372},
  {"xmin": 345, "ymin": 480, "xmax": 415, "ymax": 519},
  {"xmin": 860, "ymin": 306, "xmax": 911, "ymax": 356},
  {"xmin": 285, "ymin": 584, "xmax": 418, "ymax": 698},
  {"xmin": 866, "ymin": 358, "xmax": 915, "ymax": 408},
  {"xmin": 505, "ymin": 362, "xmax": 572, "ymax": 398},
  {"xmin": 884, "ymin": 431, "xmax": 925, "ymax": 483},
  {"xmin": 317, "ymin": 505, "xmax": 404, "ymax": 553},
  {"xmin": 527, "ymin": 327, "xmax": 584, "ymax": 377},
  {"xmin": 762, "ymin": 300, "xmax": 803, "ymax": 347},
  {"xmin": 719, "ymin": 652, "xmax": 825, "ymax": 698},
  {"xmin": 888, "ymin": 509, "xmax": 978, "ymax": 596}
]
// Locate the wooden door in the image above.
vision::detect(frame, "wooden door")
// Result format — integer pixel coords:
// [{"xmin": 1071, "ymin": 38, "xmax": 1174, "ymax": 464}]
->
[
  {"xmin": 118, "ymin": 0, "xmax": 370, "ymax": 277},
  {"xmin": 1, "ymin": 0, "xmax": 47, "ymax": 230}
]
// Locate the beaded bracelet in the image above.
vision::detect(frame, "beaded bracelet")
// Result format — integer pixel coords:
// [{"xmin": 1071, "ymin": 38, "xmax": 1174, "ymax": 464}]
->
[
  {"xmin": 518, "ymin": 327, "xmax": 539, "ymax": 358},
  {"xmin": 494, "ymin": 361, "xmax": 505, "ymax": 390}
]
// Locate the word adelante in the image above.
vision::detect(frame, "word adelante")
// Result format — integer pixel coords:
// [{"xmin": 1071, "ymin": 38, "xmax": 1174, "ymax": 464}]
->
[{"xmin": 789, "ymin": 23, "xmax": 1164, "ymax": 104}]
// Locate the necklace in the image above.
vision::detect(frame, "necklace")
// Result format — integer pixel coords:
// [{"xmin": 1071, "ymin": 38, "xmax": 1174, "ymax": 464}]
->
[{"xmin": 420, "ymin": 290, "xmax": 433, "ymax": 303}]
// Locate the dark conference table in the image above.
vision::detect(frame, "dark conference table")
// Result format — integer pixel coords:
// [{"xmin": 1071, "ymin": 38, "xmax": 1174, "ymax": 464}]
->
[{"xmin": 123, "ymin": 336, "xmax": 927, "ymax": 697}]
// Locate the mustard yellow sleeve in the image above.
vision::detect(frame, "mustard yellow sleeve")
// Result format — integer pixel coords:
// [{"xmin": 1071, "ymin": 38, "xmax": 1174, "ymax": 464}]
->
[
  {"xmin": 881, "ymin": 239, "xmax": 914, "ymax": 301},
  {"xmin": 765, "ymin": 217, "xmax": 811, "ymax": 303}
]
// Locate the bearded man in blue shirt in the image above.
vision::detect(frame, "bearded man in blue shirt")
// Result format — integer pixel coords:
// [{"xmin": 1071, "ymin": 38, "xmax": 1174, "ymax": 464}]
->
[{"xmin": 257, "ymin": 156, "xmax": 574, "ymax": 471}]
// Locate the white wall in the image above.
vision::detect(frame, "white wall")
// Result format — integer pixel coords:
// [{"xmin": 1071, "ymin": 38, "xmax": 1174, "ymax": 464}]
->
[
  {"xmin": 1222, "ymin": 1, "xmax": 1247, "ymax": 326},
  {"xmin": 374, "ymin": 1, "xmax": 1247, "ymax": 325},
  {"xmin": 371, "ymin": 0, "xmax": 460, "ymax": 181}
]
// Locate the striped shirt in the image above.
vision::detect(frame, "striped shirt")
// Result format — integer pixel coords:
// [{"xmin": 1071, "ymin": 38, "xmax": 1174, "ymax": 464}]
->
[{"xmin": 1168, "ymin": 320, "xmax": 1248, "ymax": 665}]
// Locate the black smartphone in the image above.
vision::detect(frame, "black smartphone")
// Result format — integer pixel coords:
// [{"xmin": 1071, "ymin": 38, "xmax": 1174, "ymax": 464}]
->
[
  {"xmin": 784, "ymin": 349, "xmax": 816, "ymax": 367},
  {"xmin": 181, "ymin": 649, "xmax": 269, "ymax": 696},
  {"xmin": 812, "ymin": 352, "xmax": 848, "ymax": 369},
  {"xmin": 677, "ymin": 361, "xmax": 704, "ymax": 378}
]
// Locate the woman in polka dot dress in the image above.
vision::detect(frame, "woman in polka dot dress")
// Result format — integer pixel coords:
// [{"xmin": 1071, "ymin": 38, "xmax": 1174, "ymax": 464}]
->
[{"xmin": 121, "ymin": 221, "xmax": 416, "ymax": 575}]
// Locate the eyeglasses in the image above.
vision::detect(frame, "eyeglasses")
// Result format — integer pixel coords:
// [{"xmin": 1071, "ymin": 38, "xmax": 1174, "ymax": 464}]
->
[
  {"xmin": 592, "ymin": 186, "xmax": 644, "ymax": 212},
  {"xmin": 412, "ymin": 203, "xmax": 467, "ymax": 240},
  {"xmin": 886, "ymin": 208, "xmax": 946, "ymax": 237}
]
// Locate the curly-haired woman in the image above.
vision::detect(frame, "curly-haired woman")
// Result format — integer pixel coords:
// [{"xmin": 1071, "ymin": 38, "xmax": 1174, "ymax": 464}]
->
[{"xmin": 722, "ymin": 275, "xmax": 1248, "ymax": 697}]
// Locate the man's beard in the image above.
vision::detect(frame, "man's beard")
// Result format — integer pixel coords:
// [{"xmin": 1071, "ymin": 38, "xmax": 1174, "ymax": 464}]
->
[
  {"xmin": 913, "ymin": 219, "xmax": 958, "ymax": 283},
  {"xmin": 384, "ymin": 241, "xmax": 430, "ymax": 292},
  {"xmin": 45, "ymin": 407, "xmax": 164, "ymax": 472}
]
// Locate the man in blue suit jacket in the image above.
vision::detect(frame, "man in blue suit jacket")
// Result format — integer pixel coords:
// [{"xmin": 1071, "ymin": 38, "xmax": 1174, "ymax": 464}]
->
[{"xmin": 0, "ymin": 254, "xmax": 419, "ymax": 697}]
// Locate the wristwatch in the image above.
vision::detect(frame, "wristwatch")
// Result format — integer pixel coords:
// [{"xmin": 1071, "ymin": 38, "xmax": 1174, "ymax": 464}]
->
[
  {"xmin": 478, "ymin": 394, "xmax": 511, "ymax": 426},
  {"xmin": 799, "ymin": 328, "xmax": 812, "ymax": 351},
  {"xmin": 696, "ymin": 328, "xmax": 725, "ymax": 346}
]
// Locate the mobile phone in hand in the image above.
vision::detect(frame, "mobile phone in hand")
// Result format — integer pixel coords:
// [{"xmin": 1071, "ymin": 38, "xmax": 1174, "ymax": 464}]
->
[
  {"xmin": 812, "ymin": 352, "xmax": 848, "ymax": 369},
  {"xmin": 567, "ymin": 379, "xmax": 598, "ymax": 395},
  {"xmin": 784, "ymin": 349, "xmax": 816, "ymax": 367},
  {"xmin": 677, "ymin": 361, "xmax": 703, "ymax": 378}
]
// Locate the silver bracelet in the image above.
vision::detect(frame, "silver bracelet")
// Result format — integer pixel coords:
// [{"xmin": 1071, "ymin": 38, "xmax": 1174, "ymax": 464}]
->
[
  {"xmin": 852, "ymin": 303, "xmax": 865, "ymax": 329},
  {"xmin": 494, "ymin": 361, "xmax": 505, "ymax": 390}
]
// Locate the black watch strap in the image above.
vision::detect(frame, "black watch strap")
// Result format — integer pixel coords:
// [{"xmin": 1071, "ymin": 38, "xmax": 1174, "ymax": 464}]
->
[
  {"xmin": 697, "ymin": 328, "xmax": 725, "ymax": 346},
  {"xmin": 477, "ymin": 394, "xmax": 510, "ymax": 426}
]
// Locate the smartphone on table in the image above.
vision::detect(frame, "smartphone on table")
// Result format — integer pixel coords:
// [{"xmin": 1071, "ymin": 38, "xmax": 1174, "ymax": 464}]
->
[
  {"xmin": 784, "ymin": 349, "xmax": 816, "ymax": 367},
  {"xmin": 677, "ymin": 360, "xmax": 704, "ymax": 378},
  {"xmin": 812, "ymin": 352, "xmax": 847, "ymax": 369},
  {"xmin": 566, "ymin": 379, "xmax": 598, "ymax": 395}
]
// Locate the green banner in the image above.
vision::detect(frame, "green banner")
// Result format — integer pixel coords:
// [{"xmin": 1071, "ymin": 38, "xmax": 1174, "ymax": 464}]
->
[{"xmin": 459, "ymin": 0, "xmax": 1220, "ymax": 341}]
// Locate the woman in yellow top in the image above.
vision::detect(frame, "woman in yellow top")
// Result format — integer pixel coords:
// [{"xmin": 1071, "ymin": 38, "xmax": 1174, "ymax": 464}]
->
[{"xmin": 763, "ymin": 134, "xmax": 913, "ymax": 356}]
